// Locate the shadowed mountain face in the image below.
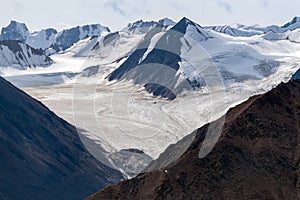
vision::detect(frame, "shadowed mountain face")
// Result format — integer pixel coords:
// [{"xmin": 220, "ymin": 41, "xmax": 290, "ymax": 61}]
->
[
  {"xmin": 87, "ymin": 80, "xmax": 300, "ymax": 200},
  {"xmin": 291, "ymin": 68, "xmax": 300, "ymax": 80},
  {"xmin": 0, "ymin": 77, "xmax": 123, "ymax": 200}
]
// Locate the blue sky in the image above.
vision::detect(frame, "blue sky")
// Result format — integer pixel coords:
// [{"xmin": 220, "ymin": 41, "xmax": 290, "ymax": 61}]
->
[{"xmin": 1, "ymin": 0, "xmax": 300, "ymax": 31}]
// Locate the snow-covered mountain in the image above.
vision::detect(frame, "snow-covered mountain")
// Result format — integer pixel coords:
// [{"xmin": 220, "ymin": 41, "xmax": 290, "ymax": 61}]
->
[
  {"xmin": 0, "ymin": 20, "xmax": 29, "ymax": 42},
  {"xmin": 107, "ymin": 17, "xmax": 213, "ymax": 99},
  {"xmin": 106, "ymin": 17, "xmax": 290, "ymax": 99},
  {"xmin": 50, "ymin": 24, "xmax": 109, "ymax": 52},
  {"xmin": 0, "ymin": 20, "xmax": 110, "ymax": 53},
  {"xmin": 262, "ymin": 17, "xmax": 300, "ymax": 42},
  {"xmin": 2, "ymin": 16, "xmax": 300, "ymax": 178},
  {"xmin": 26, "ymin": 28, "xmax": 58, "ymax": 50},
  {"xmin": 66, "ymin": 18, "xmax": 176, "ymax": 68},
  {"xmin": 159, "ymin": 17, "xmax": 176, "ymax": 26},
  {"xmin": 0, "ymin": 40, "xmax": 52, "ymax": 69},
  {"xmin": 206, "ymin": 23, "xmax": 279, "ymax": 37},
  {"xmin": 263, "ymin": 29, "xmax": 300, "ymax": 42},
  {"xmin": 207, "ymin": 16, "xmax": 300, "ymax": 37},
  {"xmin": 282, "ymin": 16, "xmax": 300, "ymax": 30},
  {"xmin": 122, "ymin": 18, "xmax": 175, "ymax": 34}
]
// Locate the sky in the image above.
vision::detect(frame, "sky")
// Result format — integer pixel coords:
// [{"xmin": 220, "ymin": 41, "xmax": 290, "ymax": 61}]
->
[{"xmin": 1, "ymin": 0, "xmax": 300, "ymax": 32}]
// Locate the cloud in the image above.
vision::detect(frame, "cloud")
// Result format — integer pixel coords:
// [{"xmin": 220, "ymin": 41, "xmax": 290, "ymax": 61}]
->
[
  {"xmin": 105, "ymin": 0, "xmax": 127, "ymax": 17},
  {"xmin": 217, "ymin": 0, "xmax": 232, "ymax": 13}
]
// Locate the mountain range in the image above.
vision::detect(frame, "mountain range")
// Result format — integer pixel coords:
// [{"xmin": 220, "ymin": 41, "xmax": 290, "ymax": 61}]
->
[
  {"xmin": 0, "ymin": 16, "xmax": 300, "ymax": 199},
  {"xmin": 2, "ymin": 16, "xmax": 300, "ymax": 176},
  {"xmin": 0, "ymin": 20, "xmax": 110, "ymax": 52},
  {"xmin": 206, "ymin": 16, "xmax": 300, "ymax": 37}
]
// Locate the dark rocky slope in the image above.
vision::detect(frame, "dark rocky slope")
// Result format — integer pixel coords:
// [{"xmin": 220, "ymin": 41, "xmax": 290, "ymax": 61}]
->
[
  {"xmin": 0, "ymin": 77, "xmax": 123, "ymax": 200},
  {"xmin": 87, "ymin": 80, "xmax": 300, "ymax": 200}
]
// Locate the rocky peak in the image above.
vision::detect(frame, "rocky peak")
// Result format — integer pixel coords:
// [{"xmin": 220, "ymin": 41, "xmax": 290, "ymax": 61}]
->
[
  {"xmin": 0, "ymin": 20, "xmax": 29, "ymax": 42},
  {"xmin": 282, "ymin": 16, "xmax": 300, "ymax": 29},
  {"xmin": 158, "ymin": 18, "xmax": 176, "ymax": 26}
]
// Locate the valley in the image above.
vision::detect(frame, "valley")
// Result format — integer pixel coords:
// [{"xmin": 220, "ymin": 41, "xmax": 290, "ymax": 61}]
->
[
  {"xmin": 3, "ymin": 46, "xmax": 300, "ymax": 177},
  {"xmin": 1, "ymin": 14, "xmax": 300, "ymax": 192}
]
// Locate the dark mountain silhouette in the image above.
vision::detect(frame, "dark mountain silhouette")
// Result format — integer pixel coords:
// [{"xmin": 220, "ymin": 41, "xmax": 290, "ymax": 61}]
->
[
  {"xmin": 0, "ymin": 77, "xmax": 123, "ymax": 200},
  {"xmin": 87, "ymin": 80, "xmax": 300, "ymax": 200}
]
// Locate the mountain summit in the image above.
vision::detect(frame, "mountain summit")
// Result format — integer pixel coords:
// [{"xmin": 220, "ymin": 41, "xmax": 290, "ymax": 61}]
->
[
  {"xmin": 108, "ymin": 17, "xmax": 212, "ymax": 100},
  {"xmin": 0, "ymin": 20, "xmax": 29, "ymax": 42},
  {"xmin": 282, "ymin": 16, "xmax": 300, "ymax": 29},
  {"xmin": 122, "ymin": 18, "xmax": 175, "ymax": 34}
]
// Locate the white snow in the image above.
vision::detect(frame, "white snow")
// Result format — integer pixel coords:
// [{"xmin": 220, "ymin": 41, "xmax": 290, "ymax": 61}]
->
[
  {"xmin": 159, "ymin": 18, "xmax": 176, "ymax": 26},
  {"xmin": 206, "ymin": 17, "xmax": 300, "ymax": 38},
  {"xmin": 6, "ymin": 59, "xmax": 299, "ymax": 159},
  {"xmin": 0, "ymin": 42, "xmax": 51, "ymax": 69},
  {"xmin": 89, "ymin": 32, "xmax": 145, "ymax": 65},
  {"xmin": 26, "ymin": 30, "xmax": 56, "ymax": 50},
  {"xmin": 4, "ymin": 35, "xmax": 300, "ymax": 160},
  {"xmin": 63, "ymin": 36, "xmax": 100, "ymax": 57}
]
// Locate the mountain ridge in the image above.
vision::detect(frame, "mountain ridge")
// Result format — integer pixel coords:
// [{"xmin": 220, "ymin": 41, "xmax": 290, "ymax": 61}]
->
[
  {"xmin": 207, "ymin": 16, "xmax": 300, "ymax": 37},
  {"xmin": 0, "ymin": 40, "xmax": 52, "ymax": 68},
  {"xmin": 0, "ymin": 20, "xmax": 110, "ymax": 53}
]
